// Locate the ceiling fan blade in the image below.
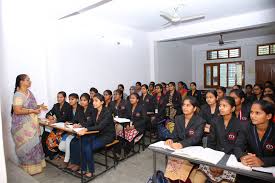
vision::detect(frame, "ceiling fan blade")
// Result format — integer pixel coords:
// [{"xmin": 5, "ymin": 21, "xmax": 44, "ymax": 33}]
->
[
  {"xmin": 160, "ymin": 11, "xmax": 175, "ymax": 22},
  {"xmin": 59, "ymin": 0, "xmax": 112, "ymax": 20},
  {"xmin": 179, "ymin": 15, "xmax": 205, "ymax": 22}
]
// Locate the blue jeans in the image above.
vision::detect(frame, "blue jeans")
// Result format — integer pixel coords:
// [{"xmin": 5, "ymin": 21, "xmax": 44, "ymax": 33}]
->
[{"xmin": 81, "ymin": 135, "xmax": 104, "ymax": 172}]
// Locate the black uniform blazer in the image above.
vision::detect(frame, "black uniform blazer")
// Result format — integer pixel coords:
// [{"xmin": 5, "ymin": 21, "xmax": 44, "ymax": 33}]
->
[
  {"xmin": 140, "ymin": 94, "xmax": 155, "ymax": 115},
  {"xmin": 199, "ymin": 104, "xmax": 219, "ymax": 124},
  {"xmin": 207, "ymin": 116, "xmax": 244, "ymax": 155},
  {"xmin": 87, "ymin": 107, "xmax": 115, "ymax": 145},
  {"xmin": 126, "ymin": 104, "xmax": 146, "ymax": 133},
  {"xmin": 153, "ymin": 95, "xmax": 166, "ymax": 120},
  {"xmin": 46, "ymin": 102, "xmax": 72, "ymax": 122},
  {"xmin": 164, "ymin": 91, "xmax": 182, "ymax": 115},
  {"xmin": 235, "ymin": 122, "xmax": 275, "ymax": 167},
  {"xmin": 110, "ymin": 99, "xmax": 128, "ymax": 118},
  {"xmin": 70, "ymin": 105, "xmax": 86, "ymax": 125},
  {"xmin": 172, "ymin": 114, "xmax": 205, "ymax": 147},
  {"xmin": 187, "ymin": 89, "xmax": 203, "ymax": 105},
  {"xmin": 235, "ymin": 103, "xmax": 251, "ymax": 121}
]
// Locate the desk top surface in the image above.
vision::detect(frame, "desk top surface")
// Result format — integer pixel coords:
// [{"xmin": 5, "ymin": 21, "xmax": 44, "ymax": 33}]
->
[{"xmin": 148, "ymin": 146, "xmax": 275, "ymax": 182}]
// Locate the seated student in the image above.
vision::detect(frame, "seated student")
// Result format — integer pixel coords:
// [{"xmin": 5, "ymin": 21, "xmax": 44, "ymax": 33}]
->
[
  {"xmin": 116, "ymin": 93, "xmax": 146, "ymax": 158},
  {"xmin": 89, "ymin": 87, "xmax": 98, "ymax": 106},
  {"xmin": 164, "ymin": 96, "xmax": 205, "ymax": 183},
  {"xmin": 135, "ymin": 81, "xmax": 142, "ymax": 96},
  {"xmin": 177, "ymin": 81, "xmax": 188, "ymax": 99},
  {"xmin": 140, "ymin": 84, "xmax": 155, "ymax": 129},
  {"xmin": 43, "ymin": 91, "xmax": 72, "ymax": 159},
  {"xmin": 199, "ymin": 90, "xmax": 219, "ymax": 133},
  {"xmin": 262, "ymin": 94, "xmax": 275, "ymax": 123},
  {"xmin": 153, "ymin": 84, "xmax": 166, "ymax": 123},
  {"xmin": 245, "ymin": 84, "xmax": 254, "ymax": 103},
  {"xmin": 235, "ymin": 100, "xmax": 275, "ymax": 183},
  {"xmin": 110, "ymin": 89, "xmax": 127, "ymax": 118},
  {"xmin": 232, "ymin": 85, "xmax": 242, "ymax": 90},
  {"xmin": 67, "ymin": 93, "xmax": 94, "ymax": 171},
  {"xmin": 165, "ymin": 82, "xmax": 182, "ymax": 119},
  {"xmin": 161, "ymin": 82, "xmax": 167, "ymax": 95},
  {"xmin": 77, "ymin": 93, "xmax": 116, "ymax": 177},
  {"xmin": 264, "ymin": 86, "xmax": 275, "ymax": 96},
  {"xmin": 264, "ymin": 80, "xmax": 274, "ymax": 87},
  {"xmin": 252, "ymin": 84, "xmax": 264, "ymax": 101},
  {"xmin": 216, "ymin": 86, "xmax": 226, "ymax": 100},
  {"xmin": 148, "ymin": 82, "xmax": 156, "ymax": 96},
  {"xmin": 192, "ymin": 96, "xmax": 244, "ymax": 183},
  {"xmin": 58, "ymin": 93, "xmax": 84, "ymax": 168},
  {"xmin": 118, "ymin": 84, "xmax": 128, "ymax": 100},
  {"xmin": 187, "ymin": 82, "xmax": 203, "ymax": 106},
  {"xmin": 229, "ymin": 89, "xmax": 250, "ymax": 121},
  {"xmin": 127, "ymin": 86, "xmax": 136, "ymax": 101},
  {"xmin": 103, "ymin": 90, "xmax": 112, "ymax": 110}
]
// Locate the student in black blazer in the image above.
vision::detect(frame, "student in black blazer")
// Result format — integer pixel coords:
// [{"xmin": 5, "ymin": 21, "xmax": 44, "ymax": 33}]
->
[
  {"xmin": 42, "ymin": 91, "xmax": 72, "ymax": 159},
  {"xmin": 46, "ymin": 91, "xmax": 72, "ymax": 123},
  {"xmin": 110, "ymin": 89, "xmax": 127, "ymax": 118},
  {"xmin": 58, "ymin": 93, "xmax": 83, "ymax": 168},
  {"xmin": 165, "ymin": 96, "xmax": 205, "ymax": 149},
  {"xmin": 165, "ymin": 82, "xmax": 182, "ymax": 119},
  {"xmin": 252, "ymin": 84, "xmax": 264, "ymax": 102},
  {"xmin": 68, "ymin": 93, "xmax": 94, "ymax": 171},
  {"xmin": 235, "ymin": 100, "xmax": 275, "ymax": 183},
  {"xmin": 153, "ymin": 84, "xmax": 166, "ymax": 123},
  {"xmin": 199, "ymin": 90, "xmax": 219, "ymax": 133},
  {"xmin": 230, "ymin": 89, "xmax": 251, "ymax": 122},
  {"xmin": 193, "ymin": 96, "xmax": 244, "ymax": 183},
  {"xmin": 77, "ymin": 93, "xmax": 115, "ymax": 177},
  {"xmin": 103, "ymin": 90, "xmax": 112, "ymax": 111},
  {"xmin": 140, "ymin": 84, "xmax": 155, "ymax": 130},
  {"xmin": 187, "ymin": 82, "xmax": 204, "ymax": 106},
  {"xmin": 164, "ymin": 96, "xmax": 205, "ymax": 182},
  {"xmin": 216, "ymin": 86, "xmax": 227, "ymax": 101}
]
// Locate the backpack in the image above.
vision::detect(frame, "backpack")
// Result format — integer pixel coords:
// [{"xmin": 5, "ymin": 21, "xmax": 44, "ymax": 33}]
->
[{"xmin": 147, "ymin": 170, "xmax": 169, "ymax": 183}]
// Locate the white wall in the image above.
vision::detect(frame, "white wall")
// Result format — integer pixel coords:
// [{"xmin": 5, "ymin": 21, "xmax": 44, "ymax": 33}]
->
[
  {"xmin": 155, "ymin": 41, "xmax": 192, "ymax": 84},
  {"xmin": 192, "ymin": 35, "xmax": 275, "ymax": 89},
  {"xmin": 46, "ymin": 16, "xmax": 150, "ymax": 106},
  {"xmin": 0, "ymin": 0, "xmax": 8, "ymax": 181},
  {"xmin": 0, "ymin": 0, "xmax": 151, "ymax": 163}
]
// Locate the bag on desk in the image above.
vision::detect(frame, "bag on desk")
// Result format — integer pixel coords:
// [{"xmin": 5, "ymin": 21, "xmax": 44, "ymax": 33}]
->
[{"xmin": 147, "ymin": 170, "xmax": 169, "ymax": 183}]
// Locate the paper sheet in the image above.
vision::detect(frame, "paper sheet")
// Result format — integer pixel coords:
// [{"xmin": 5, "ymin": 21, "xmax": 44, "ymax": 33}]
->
[
  {"xmin": 252, "ymin": 167, "xmax": 275, "ymax": 174},
  {"xmin": 226, "ymin": 154, "xmax": 252, "ymax": 171},
  {"xmin": 114, "ymin": 117, "xmax": 131, "ymax": 123}
]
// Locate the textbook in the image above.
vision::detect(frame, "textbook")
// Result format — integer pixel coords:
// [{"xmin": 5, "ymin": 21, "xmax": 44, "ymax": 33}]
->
[
  {"xmin": 172, "ymin": 146, "xmax": 225, "ymax": 165},
  {"xmin": 227, "ymin": 154, "xmax": 275, "ymax": 175}
]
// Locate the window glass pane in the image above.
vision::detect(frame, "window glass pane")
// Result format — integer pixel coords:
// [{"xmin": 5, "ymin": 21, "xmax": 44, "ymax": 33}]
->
[
  {"xmin": 271, "ymin": 44, "xmax": 275, "ymax": 54},
  {"xmin": 208, "ymin": 51, "xmax": 217, "ymax": 60},
  {"xmin": 228, "ymin": 63, "xmax": 236, "ymax": 87},
  {"xmin": 206, "ymin": 66, "xmax": 211, "ymax": 86},
  {"xmin": 236, "ymin": 64, "xmax": 243, "ymax": 85},
  {"xmin": 229, "ymin": 48, "xmax": 240, "ymax": 58},
  {"xmin": 218, "ymin": 50, "xmax": 228, "ymax": 59},
  {"xmin": 220, "ymin": 64, "xmax": 227, "ymax": 87},
  {"xmin": 258, "ymin": 45, "xmax": 270, "ymax": 55},
  {"xmin": 213, "ymin": 66, "xmax": 218, "ymax": 86}
]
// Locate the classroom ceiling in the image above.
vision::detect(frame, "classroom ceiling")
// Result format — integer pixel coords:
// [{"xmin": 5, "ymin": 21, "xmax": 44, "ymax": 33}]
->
[
  {"xmin": 174, "ymin": 24, "xmax": 275, "ymax": 45},
  {"xmin": 55, "ymin": 0, "xmax": 275, "ymax": 32}
]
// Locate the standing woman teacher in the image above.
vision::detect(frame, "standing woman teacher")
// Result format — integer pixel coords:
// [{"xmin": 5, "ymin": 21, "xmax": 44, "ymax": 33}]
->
[{"xmin": 11, "ymin": 74, "xmax": 47, "ymax": 175}]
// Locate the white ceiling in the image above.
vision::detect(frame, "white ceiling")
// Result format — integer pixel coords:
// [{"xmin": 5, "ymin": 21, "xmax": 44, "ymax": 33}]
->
[
  {"xmin": 54, "ymin": 0, "xmax": 275, "ymax": 32},
  {"xmin": 172, "ymin": 24, "xmax": 275, "ymax": 45}
]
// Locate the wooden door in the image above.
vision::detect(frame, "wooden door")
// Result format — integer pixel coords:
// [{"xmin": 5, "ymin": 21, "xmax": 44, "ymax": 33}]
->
[{"xmin": 255, "ymin": 59, "xmax": 275, "ymax": 84}]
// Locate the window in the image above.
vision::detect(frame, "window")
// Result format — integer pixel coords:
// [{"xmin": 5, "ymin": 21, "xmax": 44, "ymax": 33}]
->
[
  {"xmin": 204, "ymin": 61, "xmax": 244, "ymax": 88},
  {"xmin": 207, "ymin": 47, "xmax": 241, "ymax": 60},
  {"xmin": 257, "ymin": 43, "xmax": 275, "ymax": 56}
]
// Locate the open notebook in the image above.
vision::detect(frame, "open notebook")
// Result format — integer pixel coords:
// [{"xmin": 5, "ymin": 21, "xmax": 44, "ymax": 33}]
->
[
  {"xmin": 173, "ymin": 146, "xmax": 225, "ymax": 165},
  {"xmin": 113, "ymin": 117, "xmax": 131, "ymax": 123},
  {"xmin": 226, "ymin": 154, "xmax": 275, "ymax": 175},
  {"xmin": 149, "ymin": 141, "xmax": 225, "ymax": 164},
  {"xmin": 51, "ymin": 122, "xmax": 84, "ymax": 133}
]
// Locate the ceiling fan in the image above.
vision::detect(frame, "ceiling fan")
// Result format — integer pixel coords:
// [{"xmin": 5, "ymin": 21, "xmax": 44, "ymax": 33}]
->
[
  {"xmin": 59, "ymin": 0, "xmax": 112, "ymax": 20},
  {"xmin": 208, "ymin": 34, "xmax": 237, "ymax": 46},
  {"xmin": 160, "ymin": 7, "xmax": 205, "ymax": 28}
]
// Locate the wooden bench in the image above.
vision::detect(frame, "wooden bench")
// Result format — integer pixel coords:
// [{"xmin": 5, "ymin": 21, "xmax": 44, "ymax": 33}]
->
[{"xmin": 102, "ymin": 140, "xmax": 119, "ymax": 169}]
